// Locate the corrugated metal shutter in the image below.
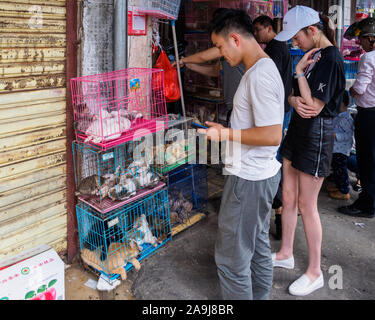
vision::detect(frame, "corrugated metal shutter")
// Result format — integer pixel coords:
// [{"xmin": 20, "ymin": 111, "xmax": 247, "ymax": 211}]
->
[{"xmin": 0, "ymin": 0, "xmax": 67, "ymax": 261}]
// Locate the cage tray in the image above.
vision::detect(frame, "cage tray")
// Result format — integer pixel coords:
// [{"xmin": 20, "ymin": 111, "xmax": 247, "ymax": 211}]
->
[
  {"xmin": 76, "ymin": 118, "xmax": 167, "ymax": 151},
  {"xmin": 78, "ymin": 181, "xmax": 166, "ymax": 214}
]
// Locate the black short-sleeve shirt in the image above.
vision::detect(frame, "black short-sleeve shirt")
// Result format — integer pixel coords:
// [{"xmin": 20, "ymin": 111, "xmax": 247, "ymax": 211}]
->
[
  {"xmin": 264, "ymin": 39, "xmax": 293, "ymax": 113},
  {"xmin": 293, "ymin": 46, "xmax": 346, "ymax": 118}
]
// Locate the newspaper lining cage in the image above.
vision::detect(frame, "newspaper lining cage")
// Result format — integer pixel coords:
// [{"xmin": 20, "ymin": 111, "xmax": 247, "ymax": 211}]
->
[
  {"xmin": 168, "ymin": 164, "xmax": 208, "ymax": 227},
  {"xmin": 77, "ymin": 188, "xmax": 171, "ymax": 282},
  {"xmin": 71, "ymin": 68, "xmax": 168, "ymax": 150},
  {"xmin": 136, "ymin": 0, "xmax": 182, "ymax": 20},
  {"xmin": 73, "ymin": 138, "xmax": 166, "ymax": 214}
]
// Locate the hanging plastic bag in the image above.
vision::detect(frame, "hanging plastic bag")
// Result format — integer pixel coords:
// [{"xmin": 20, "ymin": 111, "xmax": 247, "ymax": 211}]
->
[{"xmin": 154, "ymin": 50, "xmax": 181, "ymax": 102}]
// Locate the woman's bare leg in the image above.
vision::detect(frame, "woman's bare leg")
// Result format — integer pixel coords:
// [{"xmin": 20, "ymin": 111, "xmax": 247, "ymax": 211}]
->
[
  {"xmin": 276, "ymin": 159, "xmax": 299, "ymax": 260},
  {"xmin": 298, "ymin": 171, "xmax": 324, "ymax": 281}
]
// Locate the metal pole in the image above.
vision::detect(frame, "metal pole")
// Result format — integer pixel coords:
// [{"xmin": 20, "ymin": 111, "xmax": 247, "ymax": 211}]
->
[
  {"xmin": 114, "ymin": 0, "xmax": 128, "ymax": 70},
  {"xmin": 171, "ymin": 20, "xmax": 187, "ymax": 122},
  {"xmin": 336, "ymin": 0, "xmax": 344, "ymax": 50}
]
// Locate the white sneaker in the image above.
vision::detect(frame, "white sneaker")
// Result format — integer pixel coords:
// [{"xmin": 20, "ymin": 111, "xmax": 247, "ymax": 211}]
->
[
  {"xmin": 272, "ymin": 253, "xmax": 294, "ymax": 269},
  {"xmin": 289, "ymin": 273, "xmax": 324, "ymax": 296}
]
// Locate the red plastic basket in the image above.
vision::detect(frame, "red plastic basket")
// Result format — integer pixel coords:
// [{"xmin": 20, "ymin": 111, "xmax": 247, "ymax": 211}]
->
[{"xmin": 71, "ymin": 68, "xmax": 168, "ymax": 150}]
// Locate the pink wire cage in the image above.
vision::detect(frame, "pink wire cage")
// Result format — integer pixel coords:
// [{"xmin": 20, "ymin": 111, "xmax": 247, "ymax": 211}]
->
[{"xmin": 71, "ymin": 68, "xmax": 168, "ymax": 150}]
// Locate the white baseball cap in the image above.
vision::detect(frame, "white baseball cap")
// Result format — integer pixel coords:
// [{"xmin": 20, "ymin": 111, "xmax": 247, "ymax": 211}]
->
[{"xmin": 275, "ymin": 6, "xmax": 320, "ymax": 41}]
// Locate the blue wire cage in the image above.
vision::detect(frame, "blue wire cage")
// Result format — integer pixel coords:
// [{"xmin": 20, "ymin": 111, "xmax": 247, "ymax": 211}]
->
[
  {"xmin": 344, "ymin": 59, "xmax": 359, "ymax": 79},
  {"xmin": 77, "ymin": 188, "xmax": 171, "ymax": 282},
  {"xmin": 168, "ymin": 164, "xmax": 208, "ymax": 226},
  {"xmin": 290, "ymin": 49, "xmax": 358, "ymax": 80},
  {"xmin": 290, "ymin": 49, "xmax": 304, "ymax": 75},
  {"xmin": 72, "ymin": 136, "xmax": 164, "ymax": 211}
]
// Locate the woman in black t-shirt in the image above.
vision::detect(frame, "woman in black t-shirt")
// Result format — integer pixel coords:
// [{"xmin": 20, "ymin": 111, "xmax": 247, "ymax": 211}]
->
[{"xmin": 271, "ymin": 6, "xmax": 345, "ymax": 296}]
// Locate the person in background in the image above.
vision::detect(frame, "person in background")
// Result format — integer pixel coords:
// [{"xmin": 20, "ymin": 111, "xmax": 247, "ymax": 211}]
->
[
  {"xmin": 271, "ymin": 6, "xmax": 345, "ymax": 296},
  {"xmin": 174, "ymin": 8, "xmax": 245, "ymax": 126},
  {"xmin": 198, "ymin": 9, "xmax": 284, "ymax": 300},
  {"xmin": 253, "ymin": 15, "xmax": 293, "ymax": 240},
  {"xmin": 326, "ymin": 90, "xmax": 354, "ymax": 200},
  {"xmin": 338, "ymin": 17, "xmax": 375, "ymax": 219}
]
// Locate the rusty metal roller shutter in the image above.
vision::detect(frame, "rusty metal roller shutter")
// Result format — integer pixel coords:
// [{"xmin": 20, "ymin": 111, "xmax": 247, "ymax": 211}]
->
[{"xmin": 0, "ymin": 0, "xmax": 67, "ymax": 261}]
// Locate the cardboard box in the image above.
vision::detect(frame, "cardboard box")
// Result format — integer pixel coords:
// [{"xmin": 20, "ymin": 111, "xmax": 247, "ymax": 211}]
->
[{"xmin": 0, "ymin": 244, "xmax": 65, "ymax": 300}]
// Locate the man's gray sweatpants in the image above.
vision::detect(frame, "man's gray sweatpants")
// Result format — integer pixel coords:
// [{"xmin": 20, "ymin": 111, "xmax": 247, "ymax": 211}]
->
[{"xmin": 215, "ymin": 171, "xmax": 281, "ymax": 300}]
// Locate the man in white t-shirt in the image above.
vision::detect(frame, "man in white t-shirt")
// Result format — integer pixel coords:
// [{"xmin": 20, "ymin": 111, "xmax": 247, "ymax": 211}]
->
[{"xmin": 197, "ymin": 9, "xmax": 284, "ymax": 300}]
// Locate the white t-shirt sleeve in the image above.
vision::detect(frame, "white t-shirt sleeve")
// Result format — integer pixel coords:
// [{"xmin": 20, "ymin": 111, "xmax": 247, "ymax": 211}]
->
[{"xmin": 248, "ymin": 63, "xmax": 284, "ymax": 127}]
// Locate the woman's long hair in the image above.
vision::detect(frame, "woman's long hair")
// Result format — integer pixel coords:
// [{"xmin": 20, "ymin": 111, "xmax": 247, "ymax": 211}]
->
[{"xmin": 303, "ymin": 13, "xmax": 337, "ymax": 47}]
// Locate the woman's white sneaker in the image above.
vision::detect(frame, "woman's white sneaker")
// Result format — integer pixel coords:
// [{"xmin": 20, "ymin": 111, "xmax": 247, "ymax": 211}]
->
[
  {"xmin": 288, "ymin": 273, "xmax": 324, "ymax": 296},
  {"xmin": 272, "ymin": 253, "xmax": 294, "ymax": 269}
]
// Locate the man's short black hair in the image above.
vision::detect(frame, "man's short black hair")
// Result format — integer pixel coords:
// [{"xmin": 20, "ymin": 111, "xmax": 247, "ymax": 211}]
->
[
  {"xmin": 253, "ymin": 15, "xmax": 277, "ymax": 33},
  {"xmin": 209, "ymin": 9, "xmax": 254, "ymax": 38}
]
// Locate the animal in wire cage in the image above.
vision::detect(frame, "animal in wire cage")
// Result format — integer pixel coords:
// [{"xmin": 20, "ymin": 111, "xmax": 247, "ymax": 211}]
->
[
  {"xmin": 81, "ymin": 239, "xmax": 141, "ymax": 281},
  {"xmin": 77, "ymin": 188, "xmax": 171, "ymax": 280},
  {"xmin": 73, "ymin": 140, "xmax": 163, "ymax": 204},
  {"xmin": 83, "ymin": 216, "xmax": 126, "ymax": 262}
]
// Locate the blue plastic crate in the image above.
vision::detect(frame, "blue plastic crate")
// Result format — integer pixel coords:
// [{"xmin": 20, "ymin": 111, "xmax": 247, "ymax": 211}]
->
[
  {"xmin": 77, "ymin": 188, "xmax": 171, "ymax": 282},
  {"xmin": 168, "ymin": 164, "xmax": 208, "ymax": 225}
]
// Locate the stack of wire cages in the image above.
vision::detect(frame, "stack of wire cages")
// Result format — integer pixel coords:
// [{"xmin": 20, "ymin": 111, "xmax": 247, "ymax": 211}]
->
[
  {"xmin": 73, "ymin": 138, "xmax": 166, "ymax": 214},
  {"xmin": 185, "ymin": 96, "xmax": 223, "ymax": 125},
  {"xmin": 167, "ymin": 164, "xmax": 208, "ymax": 228},
  {"xmin": 183, "ymin": 33, "xmax": 222, "ymax": 98},
  {"xmin": 136, "ymin": 0, "xmax": 182, "ymax": 20},
  {"xmin": 71, "ymin": 67, "xmax": 168, "ymax": 151},
  {"xmin": 151, "ymin": 114, "xmax": 196, "ymax": 175},
  {"xmin": 184, "ymin": 96, "xmax": 227, "ymax": 168},
  {"xmin": 71, "ymin": 67, "xmax": 173, "ymax": 283},
  {"xmin": 77, "ymin": 188, "xmax": 171, "ymax": 283},
  {"xmin": 184, "ymin": 0, "xmax": 219, "ymax": 31}
]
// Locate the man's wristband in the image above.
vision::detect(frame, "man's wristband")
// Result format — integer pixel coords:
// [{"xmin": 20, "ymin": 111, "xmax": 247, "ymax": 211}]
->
[{"xmin": 294, "ymin": 72, "xmax": 305, "ymax": 79}]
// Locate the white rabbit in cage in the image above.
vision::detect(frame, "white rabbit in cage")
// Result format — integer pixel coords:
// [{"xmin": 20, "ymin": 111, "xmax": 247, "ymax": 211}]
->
[
  {"xmin": 84, "ymin": 108, "xmax": 132, "ymax": 143},
  {"xmin": 110, "ymin": 110, "xmax": 132, "ymax": 131}
]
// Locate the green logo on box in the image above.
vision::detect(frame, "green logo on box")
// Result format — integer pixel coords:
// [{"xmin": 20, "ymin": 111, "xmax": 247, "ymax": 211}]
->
[{"xmin": 21, "ymin": 267, "xmax": 30, "ymax": 275}]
